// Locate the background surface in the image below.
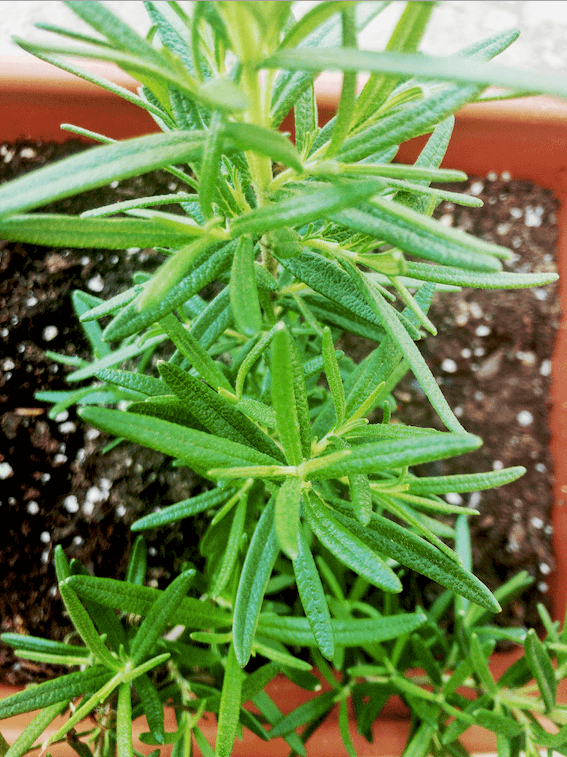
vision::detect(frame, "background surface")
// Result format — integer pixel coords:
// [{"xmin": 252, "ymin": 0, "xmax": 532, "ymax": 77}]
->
[{"xmin": 0, "ymin": 1, "xmax": 566, "ymax": 78}]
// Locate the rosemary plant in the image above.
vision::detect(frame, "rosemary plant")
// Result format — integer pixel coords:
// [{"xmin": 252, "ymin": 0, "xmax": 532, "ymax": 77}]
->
[{"xmin": 1, "ymin": 2, "xmax": 567, "ymax": 756}]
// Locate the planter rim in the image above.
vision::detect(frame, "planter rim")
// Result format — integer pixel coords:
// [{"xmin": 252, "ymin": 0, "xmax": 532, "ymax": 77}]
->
[{"xmin": 1, "ymin": 55, "xmax": 567, "ymax": 757}]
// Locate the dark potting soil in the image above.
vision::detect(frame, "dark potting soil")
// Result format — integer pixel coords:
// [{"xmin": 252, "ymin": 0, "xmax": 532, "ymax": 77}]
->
[{"xmin": 0, "ymin": 142, "xmax": 559, "ymax": 684}]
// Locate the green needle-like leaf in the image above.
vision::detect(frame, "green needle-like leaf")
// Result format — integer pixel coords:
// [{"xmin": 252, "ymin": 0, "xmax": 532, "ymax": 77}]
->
[
  {"xmin": 225, "ymin": 122, "xmax": 303, "ymax": 172},
  {"xmin": 132, "ymin": 487, "xmax": 236, "ymax": 532},
  {"xmin": 67, "ymin": 574, "xmax": 231, "ymax": 628},
  {"xmin": 293, "ymin": 531, "xmax": 335, "ymax": 660},
  {"xmin": 58, "ymin": 581, "xmax": 122, "ymax": 670},
  {"xmin": 231, "ymin": 179, "xmax": 386, "ymax": 237},
  {"xmin": 159, "ymin": 361, "xmax": 283, "ymax": 461},
  {"xmin": 133, "ymin": 673, "xmax": 165, "ymax": 745},
  {"xmin": 130, "ymin": 570, "xmax": 194, "ymax": 665},
  {"xmin": 0, "ymin": 132, "xmax": 206, "ymax": 217},
  {"xmin": 322, "ymin": 327, "xmax": 345, "ymax": 428},
  {"xmin": 78, "ymin": 407, "xmax": 280, "ymax": 477},
  {"xmin": 271, "ymin": 326, "xmax": 304, "ymax": 466},
  {"xmin": 304, "ymin": 492, "xmax": 401, "ymax": 592},
  {"xmin": 230, "ymin": 235, "xmax": 263, "ymax": 336},
  {"xmin": 0, "ymin": 666, "xmax": 113, "ymax": 719},
  {"xmin": 0, "ymin": 214, "xmax": 200, "ymax": 250},
  {"xmin": 275, "ymin": 477, "xmax": 302, "ymax": 560},
  {"xmin": 116, "ymin": 683, "xmax": 134, "ymax": 757},
  {"xmin": 267, "ymin": 690, "xmax": 336, "ymax": 739},
  {"xmin": 330, "ymin": 502, "xmax": 500, "ymax": 612},
  {"xmin": 233, "ymin": 499, "xmax": 279, "ymax": 667},
  {"xmin": 216, "ymin": 644, "xmax": 244, "ymax": 757},
  {"xmin": 261, "ymin": 46, "xmax": 567, "ymax": 101},
  {"xmin": 525, "ymin": 628, "xmax": 557, "ymax": 713},
  {"xmin": 310, "ymin": 433, "xmax": 481, "ymax": 479}
]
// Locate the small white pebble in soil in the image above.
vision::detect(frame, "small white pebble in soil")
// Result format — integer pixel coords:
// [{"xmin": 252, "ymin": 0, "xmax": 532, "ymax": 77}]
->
[
  {"xmin": 545, "ymin": 524, "xmax": 554, "ymax": 536},
  {"xmin": 469, "ymin": 181, "xmax": 484, "ymax": 196},
  {"xmin": 110, "ymin": 255, "xmax": 119, "ymax": 265},
  {"xmin": 535, "ymin": 463, "xmax": 547, "ymax": 473},
  {"xmin": 87, "ymin": 274, "xmax": 104, "ymax": 293},
  {"xmin": 474, "ymin": 391, "xmax": 485, "ymax": 401},
  {"xmin": 4, "ymin": 372, "xmax": 12, "ymax": 380},
  {"xmin": 469, "ymin": 302, "xmax": 483, "ymax": 319},
  {"xmin": 168, "ymin": 182, "xmax": 178, "ymax": 191},
  {"xmin": 3, "ymin": 358, "xmax": 15, "ymax": 370},
  {"xmin": 510, "ymin": 207, "xmax": 523, "ymax": 219},
  {"xmin": 126, "ymin": 247, "xmax": 140, "ymax": 255},
  {"xmin": 441, "ymin": 358, "xmax": 457, "ymax": 373},
  {"xmin": 26, "ymin": 295, "xmax": 38, "ymax": 307},
  {"xmin": 537, "ymin": 581, "xmax": 549, "ymax": 594},
  {"xmin": 445, "ymin": 493, "xmax": 463, "ymax": 505},
  {"xmin": 512, "ymin": 237, "xmax": 522, "ymax": 249},
  {"xmin": 86, "ymin": 486, "xmax": 104, "ymax": 504},
  {"xmin": 48, "ymin": 364, "xmax": 59, "ymax": 373},
  {"xmin": 454, "ymin": 405, "xmax": 464, "ymax": 418},
  {"xmin": 461, "ymin": 348, "xmax": 472, "ymax": 358},
  {"xmin": 27, "ymin": 501, "xmax": 39, "ymax": 515},
  {"xmin": 49, "ymin": 584, "xmax": 58, "ymax": 597},
  {"xmin": 149, "ymin": 547, "xmax": 157, "ymax": 557},
  {"xmin": 40, "ymin": 531, "xmax": 51, "ymax": 543},
  {"xmin": 493, "ymin": 460, "xmax": 504, "ymax": 470},
  {"xmin": 41, "ymin": 549, "xmax": 50, "ymax": 564},
  {"xmin": 80, "ymin": 256, "xmax": 90, "ymax": 266},
  {"xmin": 517, "ymin": 410, "xmax": 534, "ymax": 427},
  {"xmin": 41, "ymin": 473, "xmax": 51, "ymax": 483},
  {"xmin": 475, "ymin": 325, "xmax": 491, "ymax": 337},
  {"xmin": 469, "ymin": 491, "xmax": 482, "ymax": 508},
  {"xmin": 19, "ymin": 147, "xmax": 36, "ymax": 159},
  {"xmin": 54, "ymin": 410, "xmax": 69, "ymax": 423},
  {"xmin": 525, "ymin": 205, "xmax": 544, "ymax": 227},
  {"xmin": 59, "ymin": 421, "xmax": 77, "ymax": 434},
  {"xmin": 540, "ymin": 359, "xmax": 552, "ymax": 376},
  {"xmin": 439, "ymin": 214, "xmax": 453, "ymax": 227},
  {"xmin": 100, "ymin": 478, "xmax": 112, "ymax": 492},
  {"xmin": 533, "ymin": 288, "xmax": 548, "ymax": 301},
  {"xmin": 63, "ymin": 495, "xmax": 79, "ymax": 513},
  {"xmin": 539, "ymin": 562, "xmax": 551, "ymax": 576},
  {"xmin": 0, "ymin": 462, "xmax": 14, "ymax": 479},
  {"xmin": 496, "ymin": 223, "xmax": 510, "ymax": 236},
  {"xmin": 17, "ymin": 343, "xmax": 25, "ymax": 353},
  {"xmin": 487, "ymin": 171, "xmax": 497, "ymax": 181},
  {"xmin": 43, "ymin": 325, "xmax": 59, "ymax": 342},
  {"xmin": 0, "ymin": 328, "xmax": 8, "ymax": 337},
  {"xmin": 86, "ymin": 428, "xmax": 100, "ymax": 440},
  {"xmin": 531, "ymin": 516, "xmax": 544, "ymax": 529},
  {"xmin": 501, "ymin": 171, "xmax": 511, "ymax": 181},
  {"xmin": 473, "ymin": 347, "xmax": 485, "ymax": 357},
  {"xmin": 76, "ymin": 448, "xmax": 86, "ymax": 464},
  {"xmin": 516, "ymin": 351, "xmax": 536, "ymax": 366},
  {"xmin": 83, "ymin": 501, "xmax": 95, "ymax": 517},
  {"xmin": 116, "ymin": 505, "xmax": 127, "ymax": 518},
  {"xmin": 73, "ymin": 535, "xmax": 84, "ymax": 546},
  {"xmin": 110, "ymin": 180, "xmax": 119, "ymax": 189},
  {"xmin": 11, "ymin": 315, "xmax": 18, "ymax": 325},
  {"xmin": 53, "ymin": 453, "xmax": 68, "ymax": 465}
]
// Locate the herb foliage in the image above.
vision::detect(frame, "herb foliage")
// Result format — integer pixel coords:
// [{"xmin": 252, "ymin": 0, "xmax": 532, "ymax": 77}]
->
[{"xmin": 1, "ymin": 3, "xmax": 566, "ymax": 756}]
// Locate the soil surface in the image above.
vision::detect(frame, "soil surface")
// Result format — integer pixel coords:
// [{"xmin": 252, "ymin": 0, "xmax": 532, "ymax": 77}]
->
[
  {"xmin": 396, "ymin": 174, "xmax": 558, "ymax": 629},
  {"xmin": 0, "ymin": 143, "xmax": 560, "ymax": 683}
]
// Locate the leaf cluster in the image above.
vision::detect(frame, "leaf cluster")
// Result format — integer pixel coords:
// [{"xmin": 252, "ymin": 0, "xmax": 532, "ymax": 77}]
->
[{"xmin": 0, "ymin": 2, "xmax": 565, "ymax": 756}]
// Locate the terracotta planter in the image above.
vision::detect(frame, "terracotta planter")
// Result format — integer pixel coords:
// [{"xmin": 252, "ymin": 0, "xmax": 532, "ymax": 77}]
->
[{"xmin": 1, "ymin": 57, "xmax": 566, "ymax": 756}]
